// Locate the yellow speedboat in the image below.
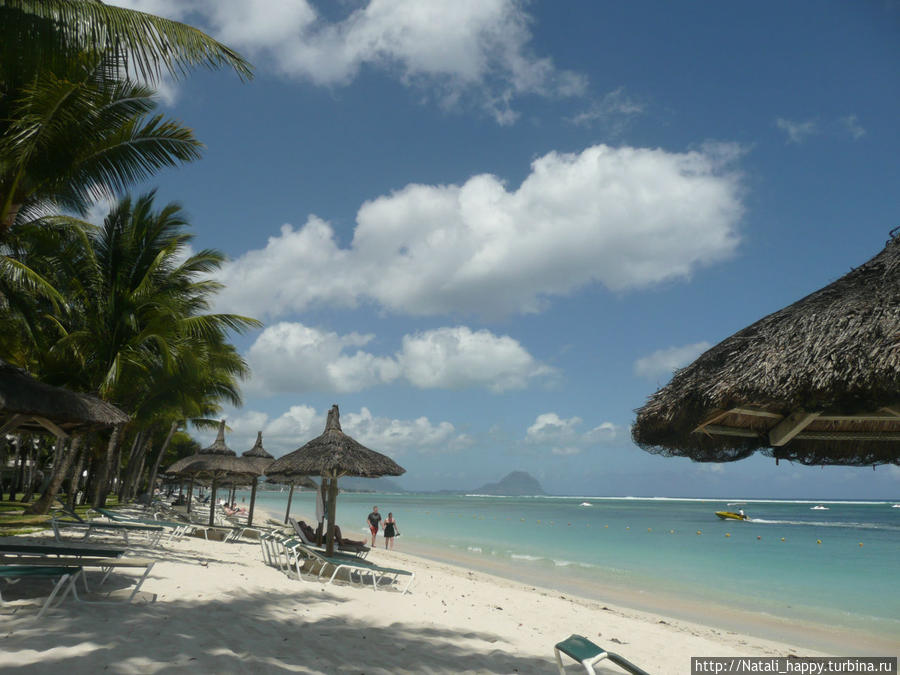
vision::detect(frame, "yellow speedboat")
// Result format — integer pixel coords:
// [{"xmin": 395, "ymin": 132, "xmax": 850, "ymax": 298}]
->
[{"xmin": 715, "ymin": 511, "xmax": 748, "ymax": 521}]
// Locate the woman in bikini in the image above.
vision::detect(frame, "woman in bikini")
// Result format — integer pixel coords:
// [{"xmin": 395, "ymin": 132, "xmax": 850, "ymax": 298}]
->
[{"xmin": 382, "ymin": 512, "xmax": 398, "ymax": 550}]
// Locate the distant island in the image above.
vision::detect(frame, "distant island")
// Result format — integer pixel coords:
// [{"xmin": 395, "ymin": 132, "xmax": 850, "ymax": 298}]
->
[{"xmin": 470, "ymin": 471, "xmax": 545, "ymax": 496}]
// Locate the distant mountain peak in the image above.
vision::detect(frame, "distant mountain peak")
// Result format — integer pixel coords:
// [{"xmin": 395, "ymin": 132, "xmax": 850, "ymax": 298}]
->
[{"xmin": 472, "ymin": 471, "xmax": 545, "ymax": 496}]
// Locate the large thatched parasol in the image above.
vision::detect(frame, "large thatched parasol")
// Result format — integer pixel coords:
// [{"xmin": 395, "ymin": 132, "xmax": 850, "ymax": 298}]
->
[
  {"xmin": 166, "ymin": 420, "xmax": 258, "ymax": 526},
  {"xmin": 0, "ymin": 360, "xmax": 128, "ymax": 437},
  {"xmin": 266, "ymin": 404, "xmax": 405, "ymax": 555},
  {"xmin": 241, "ymin": 431, "xmax": 274, "ymax": 526},
  {"xmin": 632, "ymin": 233, "xmax": 900, "ymax": 467}
]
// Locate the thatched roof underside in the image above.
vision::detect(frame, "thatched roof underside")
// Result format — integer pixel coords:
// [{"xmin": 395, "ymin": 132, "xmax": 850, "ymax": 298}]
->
[
  {"xmin": 265, "ymin": 475, "xmax": 318, "ymax": 489},
  {"xmin": 633, "ymin": 234, "xmax": 900, "ymax": 466},
  {"xmin": 267, "ymin": 405, "xmax": 406, "ymax": 479},
  {"xmin": 178, "ymin": 455, "xmax": 260, "ymax": 479},
  {"xmin": 0, "ymin": 360, "xmax": 128, "ymax": 436}
]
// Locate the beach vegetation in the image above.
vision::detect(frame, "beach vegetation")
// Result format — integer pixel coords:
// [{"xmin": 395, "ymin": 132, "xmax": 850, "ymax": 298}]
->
[{"xmin": 0, "ymin": 2, "xmax": 258, "ymax": 515}]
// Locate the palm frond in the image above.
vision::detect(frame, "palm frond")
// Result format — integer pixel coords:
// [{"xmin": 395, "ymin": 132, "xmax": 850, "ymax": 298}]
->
[{"xmin": 0, "ymin": 0, "xmax": 253, "ymax": 83}]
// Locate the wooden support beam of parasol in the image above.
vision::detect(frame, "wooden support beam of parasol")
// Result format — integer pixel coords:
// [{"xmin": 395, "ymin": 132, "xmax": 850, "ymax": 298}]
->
[
  {"xmin": 769, "ymin": 411, "xmax": 820, "ymax": 446},
  {"xmin": 0, "ymin": 414, "xmax": 25, "ymax": 436},
  {"xmin": 33, "ymin": 416, "xmax": 69, "ymax": 439}
]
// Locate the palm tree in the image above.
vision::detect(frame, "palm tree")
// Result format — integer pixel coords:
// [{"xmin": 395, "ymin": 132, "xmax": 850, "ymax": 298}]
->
[
  {"xmin": 17, "ymin": 192, "xmax": 259, "ymax": 512},
  {"xmin": 1, "ymin": 0, "xmax": 252, "ymax": 233}
]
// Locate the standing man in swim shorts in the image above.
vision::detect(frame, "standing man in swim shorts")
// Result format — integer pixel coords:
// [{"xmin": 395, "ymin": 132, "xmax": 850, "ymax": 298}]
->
[{"xmin": 367, "ymin": 506, "xmax": 382, "ymax": 546}]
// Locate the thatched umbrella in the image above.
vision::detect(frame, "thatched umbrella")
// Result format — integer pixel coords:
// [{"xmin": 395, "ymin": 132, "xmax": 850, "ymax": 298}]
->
[
  {"xmin": 266, "ymin": 404, "xmax": 405, "ymax": 555},
  {"xmin": 241, "ymin": 431, "xmax": 274, "ymax": 526},
  {"xmin": 632, "ymin": 232, "xmax": 900, "ymax": 467},
  {"xmin": 0, "ymin": 360, "xmax": 128, "ymax": 437},
  {"xmin": 166, "ymin": 420, "xmax": 258, "ymax": 526}
]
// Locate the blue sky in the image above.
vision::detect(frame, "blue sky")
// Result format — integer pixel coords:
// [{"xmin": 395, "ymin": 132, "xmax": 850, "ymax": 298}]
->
[{"xmin": 111, "ymin": 1, "xmax": 899, "ymax": 498}]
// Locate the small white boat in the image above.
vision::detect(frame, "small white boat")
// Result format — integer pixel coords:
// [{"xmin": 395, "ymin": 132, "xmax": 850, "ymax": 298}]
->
[
  {"xmin": 811, "ymin": 505, "xmax": 829, "ymax": 510},
  {"xmin": 580, "ymin": 502, "xmax": 592, "ymax": 507},
  {"xmin": 892, "ymin": 504, "xmax": 900, "ymax": 509}
]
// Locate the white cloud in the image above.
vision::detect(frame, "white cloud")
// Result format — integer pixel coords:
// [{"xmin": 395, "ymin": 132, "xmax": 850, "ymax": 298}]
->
[
  {"xmin": 569, "ymin": 87, "xmax": 645, "ymax": 131},
  {"xmin": 634, "ymin": 341, "xmax": 711, "ymax": 380},
  {"xmin": 527, "ymin": 413, "xmax": 583, "ymax": 442},
  {"xmin": 212, "ymin": 405, "xmax": 469, "ymax": 457},
  {"xmin": 341, "ymin": 407, "xmax": 473, "ymax": 455},
  {"xmin": 245, "ymin": 322, "xmax": 398, "ymax": 394},
  {"xmin": 245, "ymin": 323, "xmax": 552, "ymax": 395},
  {"xmin": 216, "ymin": 143, "xmax": 743, "ymax": 318},
  {"xmin": 841, "ymin": 114, "xmax": 866, "ymax": 140},
  {"xmin": 111, "ymin": 0, "xmax": 585, "ymax": 123},
  {"xmin": 775, "ymin": 117, "xmax": 819, "ymax": 144},
  {"xmin": 525, "ymin": 413, "xmax": 620, "ymax": 456},
  {"xmin": 399, "ymin": 326, "xmax": 554, "ymax": 392},
  {"xmin": 84, "ymin": 198, "xmax": 115, "ymax": 227}
]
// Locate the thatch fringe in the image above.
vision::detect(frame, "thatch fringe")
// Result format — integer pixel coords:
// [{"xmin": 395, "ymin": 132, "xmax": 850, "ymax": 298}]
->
[
  {"xmin": 0, "ymin": 360, "xmax": 128, "ymax": 434},
  {"xmin": 632, "ymin": 234, "xmax": 900, "ymax": 466}
]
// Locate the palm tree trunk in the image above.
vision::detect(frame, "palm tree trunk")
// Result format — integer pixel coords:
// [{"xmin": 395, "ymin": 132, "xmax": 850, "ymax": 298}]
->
[
  {"xmin": 122, "ymin": 434, "xmax": 151, "ymax": 502},
  {"xmin": 117, "ymin": 431, "xmax": 142, "ymax": 499},
  {"xmin": 14, "ymin": 435, "xmax": 25, "ymax": 498},
  {"xmin": 145, "ymin": 420, "xmax": 178, "ymax": 501},
  {"xmin": 92, "ymin": 424, "xmax": 122, "ymax": 507},
  {"xmin": 66, "ymin": 441, "xmax": 86, "ymax": 511},
  {"xmin": 22, "ymin": 439, "xmax": 36, "ymax": 502},
  {"xmin": 24, "ymin": 435, "xmax": 81, "ymax": 515}
]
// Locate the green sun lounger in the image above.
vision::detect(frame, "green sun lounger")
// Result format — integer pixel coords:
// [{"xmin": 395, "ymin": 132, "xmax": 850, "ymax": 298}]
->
[
  {"xmin": 0, "ymin": 555, "xmax": 155, "ymax": 604},
  {"xmin": 286, "ymin": 541, "xmax": 414, "ymax": 594},
  {"xmin": 0, "ymin": 541, "xmax": 125, "ymax": 558},
  {"xmin": 92, "ymin": 507, "xmax": 201, "ymax": 542},
  {"xmin": 554, "ymin": 634, "xmax": 651, "ymax": 675},
  {"xmin": 51, "ymin": 507, "xmax": 164, "ymax": 546},
  {"xmin": 0, "ymin": 565, "xmax": 81, "ymax": 620}
]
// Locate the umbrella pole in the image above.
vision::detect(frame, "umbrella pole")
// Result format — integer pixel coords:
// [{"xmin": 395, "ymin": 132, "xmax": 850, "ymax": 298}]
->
[
  {"xmin": 284, "ymin": 483, "xmax": 295, "ymax": 524},
  {"xmin": 186, "ymin": 478, "xmax": 194, "ymax": 514},
  {"xmin": 325, "ymin": 475, "xmax": 338, "ymax": 557},
  {"xmin": 247, "ymin": 477, "xmax": 258, "ymax": 526},
  {"xmin": 209, "ymin": 476, "xmax": 218, "ymax": 527},
  {"xmin": 316, "ymin": 478, "xmax": 328, "ymax": 546}
]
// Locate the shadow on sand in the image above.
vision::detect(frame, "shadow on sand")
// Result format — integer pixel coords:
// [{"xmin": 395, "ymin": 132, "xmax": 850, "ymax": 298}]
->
[{"xmin": 0, "ymin": 587, "xmax": 552, "ymax": 674}]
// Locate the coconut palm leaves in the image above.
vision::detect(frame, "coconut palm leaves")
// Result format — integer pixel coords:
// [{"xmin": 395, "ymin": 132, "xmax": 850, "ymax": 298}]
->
[
  {"xmin": 47, "ymin": 192, "xmax": 260, "ymax": 401},
  {"xmin": 0, "ymin": 0, "xmax": 252, "ymax": 85},
  {"xmin": 0, "ymin": 53, "xmax": 203, "ymax": 232}
]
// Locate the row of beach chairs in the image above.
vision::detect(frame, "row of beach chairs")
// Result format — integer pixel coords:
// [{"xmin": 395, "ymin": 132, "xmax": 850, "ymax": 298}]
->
[
  {"xmin": 0, "ymin": 539, "xmax": 155, "ymax": 620},
  {"xmin": 6, "ymin": 504, "xmax": 646, "ymax": 672},
  {"xmin": 259, "ymin": 528, "xmax": 415, "ymax": 595}
]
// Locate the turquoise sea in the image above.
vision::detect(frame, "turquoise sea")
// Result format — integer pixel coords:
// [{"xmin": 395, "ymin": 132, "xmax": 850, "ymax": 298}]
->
[{"xmin": 236, "ymin": 490, "xmax": 899, "ymax": 650}]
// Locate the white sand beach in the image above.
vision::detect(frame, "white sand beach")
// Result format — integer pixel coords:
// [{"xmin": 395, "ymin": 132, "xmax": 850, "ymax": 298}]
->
[{"xmin": 0, "ymin": 510, "xmax": 849, "ymax": 674}]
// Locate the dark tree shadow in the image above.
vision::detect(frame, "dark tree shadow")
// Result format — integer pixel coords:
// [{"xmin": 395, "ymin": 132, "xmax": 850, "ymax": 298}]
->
[{"xmin": 0, "ymin": 588, "xmax": 551, "ymax": 673}]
